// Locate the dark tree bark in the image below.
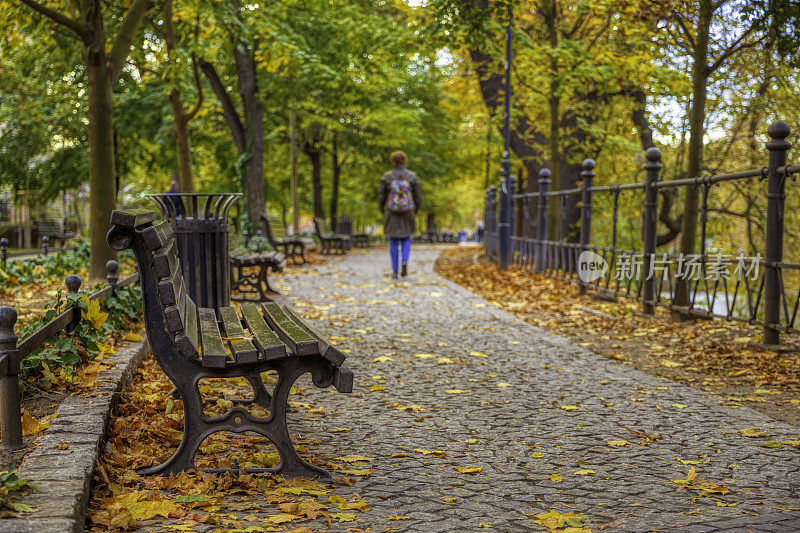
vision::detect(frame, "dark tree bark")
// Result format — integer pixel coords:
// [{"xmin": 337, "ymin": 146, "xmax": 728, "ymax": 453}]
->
[
  {"xmin": 303, "ymin": 127, "xmax": 325, "ymax": 220},
  {"xmin": 199, "ymin": 32, "xmax": 266, "ymax": 229},
  {"xmin": 164, "ymin": 0, "xmax": 203, "ymax": 193},
  {"xmin": 674, "ymin": 2, "xmax": 712, "ymax": 316},
  {"xmin": 233, "ymin": 36, "xmax": 266, "ymax": 227},
  {"xmin": 330, "ymin": 132, "xmax": 341, "ymax": 228}
]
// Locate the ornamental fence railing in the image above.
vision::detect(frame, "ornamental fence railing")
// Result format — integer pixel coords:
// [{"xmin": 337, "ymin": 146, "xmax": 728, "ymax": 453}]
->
[
  {"xmin": 0, "ymin": 261, "xmax": 138, "ymax": 449},
  {"xmin": 484, "ymin": 121, "xmax": 799, "ymax": 346}
]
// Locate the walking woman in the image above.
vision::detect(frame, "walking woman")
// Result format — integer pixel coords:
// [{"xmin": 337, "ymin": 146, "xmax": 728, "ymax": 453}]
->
[{"xmin": 379, "ymin": 150, "xmax": 422, "ymax": 279}]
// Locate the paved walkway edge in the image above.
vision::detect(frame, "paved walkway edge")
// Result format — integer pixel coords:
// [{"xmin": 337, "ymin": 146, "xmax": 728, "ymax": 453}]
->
[{"xmin": 0, "ymin": 339, "xmax": 150, "ymax": 533}]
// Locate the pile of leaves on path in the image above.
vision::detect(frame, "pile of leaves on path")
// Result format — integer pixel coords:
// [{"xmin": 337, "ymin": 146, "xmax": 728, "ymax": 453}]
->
[
  {"xmin": 87, "ymin": 356, "xmax": 372, "ymax": 531},
  {"xmin": 435, "ymin": 248, "xmax": 800, "ymax": 422}
]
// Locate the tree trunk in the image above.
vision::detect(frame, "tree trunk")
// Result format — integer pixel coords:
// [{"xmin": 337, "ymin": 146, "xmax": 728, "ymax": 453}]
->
[
  {"xmin": 165, "ymin": 0, "xmax": 194, "ymax": 193},
  {"xmin": 290, "ymin": 110, "xmax": 299, "ymax": 234},
  {"xmin": 170, "ymin": 91, "xmax": 194, "ymax": 193},
  {"xmin": 544, "ymin": 0, "xmax": 561, "ymax": 241},
  {"xmin": 20, "ymin": 0, "xmax": 150, "ymax": 279},
  {"xmin": 674, "ymin": 3, "xmax": 711, "ymax": 317},
  {"xmin": 85, "ymin": 30, "xmax": 117, "ymax": 279},
  {"xmin": 304, "ymin": 140, "xmax": 324, "ymax": 219},
  {"xmin": 330, "ymin": 132, "xmax": 340, "ymax": 229},
  {"xmin": 234, "ymin": 40, "xmax": 265, "ymax": 228}
]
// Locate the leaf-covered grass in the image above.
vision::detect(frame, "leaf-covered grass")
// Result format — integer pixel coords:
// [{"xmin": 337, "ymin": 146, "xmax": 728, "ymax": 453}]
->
[
  {"xmin": 19, "ymin": 282, "xmax": 143, "ymax": 391},
  {"xmin": 0, "ymin": 238, "xmax": 92, "ymax": 293},
  {"xmin": 0, "ymin": 238, "xmax": 143, "ymax": 391}
]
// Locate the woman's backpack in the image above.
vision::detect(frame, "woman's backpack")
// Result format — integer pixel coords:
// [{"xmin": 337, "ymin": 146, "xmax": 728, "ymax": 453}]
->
[{"xmin": 387, "ymin": 173, "xmax": 415, "ymax": 213}]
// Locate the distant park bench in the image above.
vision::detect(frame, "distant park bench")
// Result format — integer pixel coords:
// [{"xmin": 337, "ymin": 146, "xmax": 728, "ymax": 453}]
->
[
  {"xmin": 335, "ymin": 215, "xmax": 369, "ymax": 248},
  {"xmin": 230, "ymin": 249, "xmax": 285, "ymax": 302},
  {"xmin": 261, "ymin": 214, "xmax": 315, "ymax": 265},
  {"xmin": 36, "ymin": 219, "xmax": 74, "ymax": 248},
  {"xmin": 107, "ymin": 210, "xmax": 353, "ymax": 479},
  {"xmin": 313, "ymin": 217, "xmax": 350, "ymax": 255}
]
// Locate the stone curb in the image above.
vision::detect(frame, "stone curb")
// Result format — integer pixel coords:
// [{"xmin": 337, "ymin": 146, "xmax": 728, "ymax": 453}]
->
[{"xmin": 0, "ymin": 339, "xmax": 150, "ymax": 533}]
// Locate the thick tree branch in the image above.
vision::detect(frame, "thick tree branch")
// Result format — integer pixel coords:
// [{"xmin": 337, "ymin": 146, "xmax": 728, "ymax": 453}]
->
[
  {"xmin": 20, "ymin": 0, "xmax": 89, "ymax": 40},
  {"xmin": 199, "ymin": 59, "xmax": 246, "ymax": 152},
  {"xmin": 109, "ymin": 0, "xmax": 152, "ymax": 82},
  {"xmin": 622, "ymin": 87, "xmax": 654, "ymax": 149},
  {"xmin": 469, "ymin": 48, "xmax": 548, "ymax": 181},
  {"xmin": 185, "ymin": 54, "xmax": 205, "ymax": 122}
]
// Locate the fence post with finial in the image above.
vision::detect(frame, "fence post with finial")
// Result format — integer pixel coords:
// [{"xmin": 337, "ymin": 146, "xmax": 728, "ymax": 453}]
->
[
  {"xmin": 579, "ymin": 159, "xmax": 595, "ymax": 295},
  {"xmin": 536, "ymin": 168, "xmax": 551, "ymax": 273},
  {"xmin": 65, "ymin": 274, "xmax": 82, "ymax": 333},
  {"xmin": 0, "ymin": 306, "xmax": 22, "ymax": 449},
  {"xmin": 764, "ymin": 121, "xmax": 791, "ymax": 346},
  {"xmin": 41, "ymin": 235, "xmax": 49, "ymax": 257},
  {"xmin": 106, "ymin": 260, "xmax": 119, "ymax": 295},
  {"xmin": 0, "ymin": 238, "xmax": 7, "ymax": 264},
  {"xmin": 642, "ymin": 147, "xmax": 662, "ymax": 315}
]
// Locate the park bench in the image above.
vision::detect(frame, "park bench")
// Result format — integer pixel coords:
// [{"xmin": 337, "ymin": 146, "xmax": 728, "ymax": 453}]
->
[
  {"xmin": 335, "ymin": 215, "xmax": 370, "ymax": 248},
  {"xmin": 36, "ymin": 219, "xmax": 74, "ymax": 248},
  {"xmin": 261, "ymin": 214, "xmax": 315, "ymax": 265},
  {"xmin": 230, "ymin": 250, "xmax": 285, "ymax": 302},
  {"xmin": 107, "ymin": 209, "xmax": 353, "ymax": 479},
  {"xmin": 313, "ymin": 217, "xmax": 350, "ymax": 255}
]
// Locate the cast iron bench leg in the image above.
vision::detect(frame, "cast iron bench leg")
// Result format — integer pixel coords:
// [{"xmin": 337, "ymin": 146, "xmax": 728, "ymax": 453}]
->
[
  {"xmin": 244, "ymin": 374, "xmax": 273, "ymax": 409},
  {"xmin": 137, "ymin": 377, "xmax": 207, "ymax": 476},
  {"xmin": 138, "ymin": 361, "xmax": 331, "ymax": 480}
]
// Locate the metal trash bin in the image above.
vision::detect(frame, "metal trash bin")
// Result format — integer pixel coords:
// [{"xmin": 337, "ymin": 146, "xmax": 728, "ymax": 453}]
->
[{"xmin": 148, "ymin": 193, "xmax": 240, "ymax": 312}]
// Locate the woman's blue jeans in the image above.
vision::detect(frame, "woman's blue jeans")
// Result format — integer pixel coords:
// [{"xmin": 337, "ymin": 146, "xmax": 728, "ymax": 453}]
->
[{"xmin": 389, "ymin": 236, "xmax": 412, "ymax": 273}]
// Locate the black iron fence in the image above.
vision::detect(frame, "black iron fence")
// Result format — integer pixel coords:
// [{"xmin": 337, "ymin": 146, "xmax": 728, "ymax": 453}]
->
[
  {"xmin": 484, "ymin": 121, "xmax": 800, "ymax": 346},
  {"xmin": 0, "ymin": 261, "xmax": 138, "ymax": 449}
]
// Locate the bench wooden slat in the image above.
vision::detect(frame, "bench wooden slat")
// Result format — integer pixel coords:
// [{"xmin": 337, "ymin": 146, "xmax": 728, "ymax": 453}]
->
[
  {"xmin": 142, "ymin": 220, "xmax": 175, "ymax": 251},
  {"xmin": 219, "ymin": 306, "xmax": 259, "ymax": 364},
  {"xmin": 175, "ymin": 295, "xmax": 199, "ymax": 360},
  {"xmin": 198, "ymin": 307, "xmax": 227, "ymax": 368},
  {"xmin": 261, "ymin": 302, "xmax": 318, "ymax": 356},
  {"xmin": 283, "ymin": 307, "xmax": 346, "ymax": 367},
  {"xmin": 334, "ymin": 365, "xmax": 354, "ymax": 393},
  {"xmin": 153, "ymin": 240, "xmax": 179, "ymax": 279},
  {"xmin": 240, "ymin": 304, "xmax": 286, "ymax": 360},
  {"xmin": 163, "ymin": 285, "xmax": 186, "ymax": 334},
  {"xmin": 158, "ymin": 263, "xmax": 184, "ymax": 307},
  {"xmin": 110, "ymin": 210, "xmax": 156, "ymax": 229}
]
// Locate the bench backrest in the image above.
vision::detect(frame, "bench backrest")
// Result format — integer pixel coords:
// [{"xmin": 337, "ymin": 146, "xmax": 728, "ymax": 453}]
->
[
  {"xmin": 36, "ymin": 220, "xmax": 62, "ymax": 236},
  {"xmin": 108, "ymin": 210, "xmax": 200, "ymax": 361},
  {"xmin": 261, "ymin": 214, "xmax": 286, "ymax": 243},
  {"xmin": 313, "ymin": 217, "xmax": 329, "ymax": 237}
]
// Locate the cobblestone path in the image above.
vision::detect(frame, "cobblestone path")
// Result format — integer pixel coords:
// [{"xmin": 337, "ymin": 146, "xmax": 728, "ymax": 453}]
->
[{"xmin": 274, "ymin": 246, "xmax": 800, "ymax": 532}]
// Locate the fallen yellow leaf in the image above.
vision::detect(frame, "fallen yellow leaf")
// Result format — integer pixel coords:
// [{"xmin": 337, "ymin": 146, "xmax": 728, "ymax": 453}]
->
[{"xmin": 738, "ymin": 427, "xmax": 770, "ymax": 438}]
